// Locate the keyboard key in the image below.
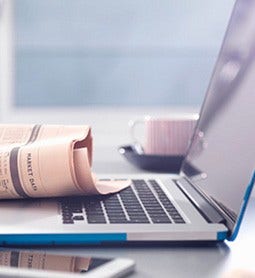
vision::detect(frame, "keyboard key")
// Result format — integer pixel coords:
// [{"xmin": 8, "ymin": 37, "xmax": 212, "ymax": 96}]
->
[
  {"xmin": 73, "ymin": 215, "xmax": 84, "ymax": 221},
  {"xmin": 63, "ymin": 220, "xmax": 74, "ymax": 224},
  {"xmin": 87, "ymin": 218, "xmax": 107, "ymax": 224}
]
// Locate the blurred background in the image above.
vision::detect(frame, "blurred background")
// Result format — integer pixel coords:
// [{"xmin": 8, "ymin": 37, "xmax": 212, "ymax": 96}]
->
[
  {"xmin": 0, "ymin": 0, "xmax": 234, "ymax": 169},
  {"xmin": 1, "ymin": 0, "xmax": 234, "ymax": 108}
]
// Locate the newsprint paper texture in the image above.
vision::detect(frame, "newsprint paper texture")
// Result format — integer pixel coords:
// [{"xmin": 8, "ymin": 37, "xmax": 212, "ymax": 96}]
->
[
  {"xmin": 0, "ymin": 250, "xmax": 91, "ymax": 273},
  {"xmin": 0, "ymin": 124, "xmax": 130, "ymax": 199}
]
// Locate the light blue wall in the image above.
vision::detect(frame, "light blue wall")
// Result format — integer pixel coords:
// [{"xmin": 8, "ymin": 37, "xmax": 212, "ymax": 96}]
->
[{"xmin": 14, "ymin": 0, "xmax": 234, "ymax": 107}]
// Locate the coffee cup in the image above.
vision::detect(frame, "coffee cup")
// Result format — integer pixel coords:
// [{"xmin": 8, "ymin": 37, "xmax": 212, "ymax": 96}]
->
[{"xmin": 129, "ymin": 114, "xmax": 198, "ymax": 156}]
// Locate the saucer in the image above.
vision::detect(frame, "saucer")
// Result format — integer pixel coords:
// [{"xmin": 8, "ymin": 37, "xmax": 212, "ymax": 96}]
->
[{"xmin": 118, "ymin": 145, "xmax": 184, "ymax": 173}]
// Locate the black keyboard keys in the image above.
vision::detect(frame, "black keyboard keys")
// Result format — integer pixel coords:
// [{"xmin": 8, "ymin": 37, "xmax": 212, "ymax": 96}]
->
[
  {"xmin": 119, "ymin": 187, "xmax": 150, "ymax": 223},
  {"xmin": 103, "ymin": 194, "xmax": 127, "ymax": 223},
  {"xmin": 60, "ymin": 179, "xmax": 185, "ymax": 225},
  {"xmin": 149, "ymin": 180, "xmax": 185, "ymax": 224},
  {"xmin": 84, "ymin": 198, "xmax": 107, "ymax": 223},
  {"xmin": 132, "ymin": 180, "xmax": 171, "ymax": 224}
]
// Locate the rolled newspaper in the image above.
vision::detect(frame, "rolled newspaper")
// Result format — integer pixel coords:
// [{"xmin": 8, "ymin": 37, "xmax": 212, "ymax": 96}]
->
[{"xmin": 0, "ymin": 124, "xmax": 130, "ymax": 199}]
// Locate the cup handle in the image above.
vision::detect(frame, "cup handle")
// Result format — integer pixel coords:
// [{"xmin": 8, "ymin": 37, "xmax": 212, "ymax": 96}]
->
[{"xmin": 128, "ymin": 119, "xmax": 145, "ymax": 148}]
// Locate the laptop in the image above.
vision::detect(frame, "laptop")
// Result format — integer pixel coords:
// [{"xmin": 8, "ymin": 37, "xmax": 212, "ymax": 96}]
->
[{"xmin": 0, "ymin": 0, "xmax": 255, "ymax": 245}]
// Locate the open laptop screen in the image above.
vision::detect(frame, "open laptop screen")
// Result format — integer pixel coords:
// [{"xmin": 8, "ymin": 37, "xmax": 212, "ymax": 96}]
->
[{"xmin": 182, "ymin": 0, "xmax": 255, "ymax": 220}]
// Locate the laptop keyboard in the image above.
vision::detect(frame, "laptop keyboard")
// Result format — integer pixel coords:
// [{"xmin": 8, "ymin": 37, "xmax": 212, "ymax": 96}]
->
[{"xmin": 60, "ymin": 180, "xmax": 185, "ymax": 225}]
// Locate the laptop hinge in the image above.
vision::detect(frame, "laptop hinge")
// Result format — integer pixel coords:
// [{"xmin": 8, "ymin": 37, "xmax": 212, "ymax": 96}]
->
[{"xmin": 175, "ymin": 177, "xmax": 226, "ymax": 224}]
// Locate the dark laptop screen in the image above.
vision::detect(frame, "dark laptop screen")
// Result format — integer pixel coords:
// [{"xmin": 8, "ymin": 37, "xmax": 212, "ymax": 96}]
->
[{"xmin": 182, "ymin": 0, "xmax": 255, "ymax": 220}]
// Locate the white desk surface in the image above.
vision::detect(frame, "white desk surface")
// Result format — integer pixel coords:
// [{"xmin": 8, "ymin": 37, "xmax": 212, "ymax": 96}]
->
[{"xmin": 1, "ymin": 108, "xmax": 255, "ymax": 277}]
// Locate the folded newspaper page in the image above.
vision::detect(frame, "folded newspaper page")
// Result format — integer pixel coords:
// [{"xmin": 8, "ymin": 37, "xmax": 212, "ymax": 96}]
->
[
  {"xmin": 0, "ymin": 250, "xmax": 91, "ymax": 273},
  {"xmin": 0, "ymin": 124, "xmax": 130, "ymax": 199}
]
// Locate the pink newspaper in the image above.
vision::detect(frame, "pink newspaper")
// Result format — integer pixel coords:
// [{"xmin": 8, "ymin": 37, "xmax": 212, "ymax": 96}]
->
[
  {"xmin": 0, "ymin": 124, "xmax": 130, "ymax": 199},
  {"xmin": 0, "ymin": 250, "xmax": 91, "ymax": 273}
]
